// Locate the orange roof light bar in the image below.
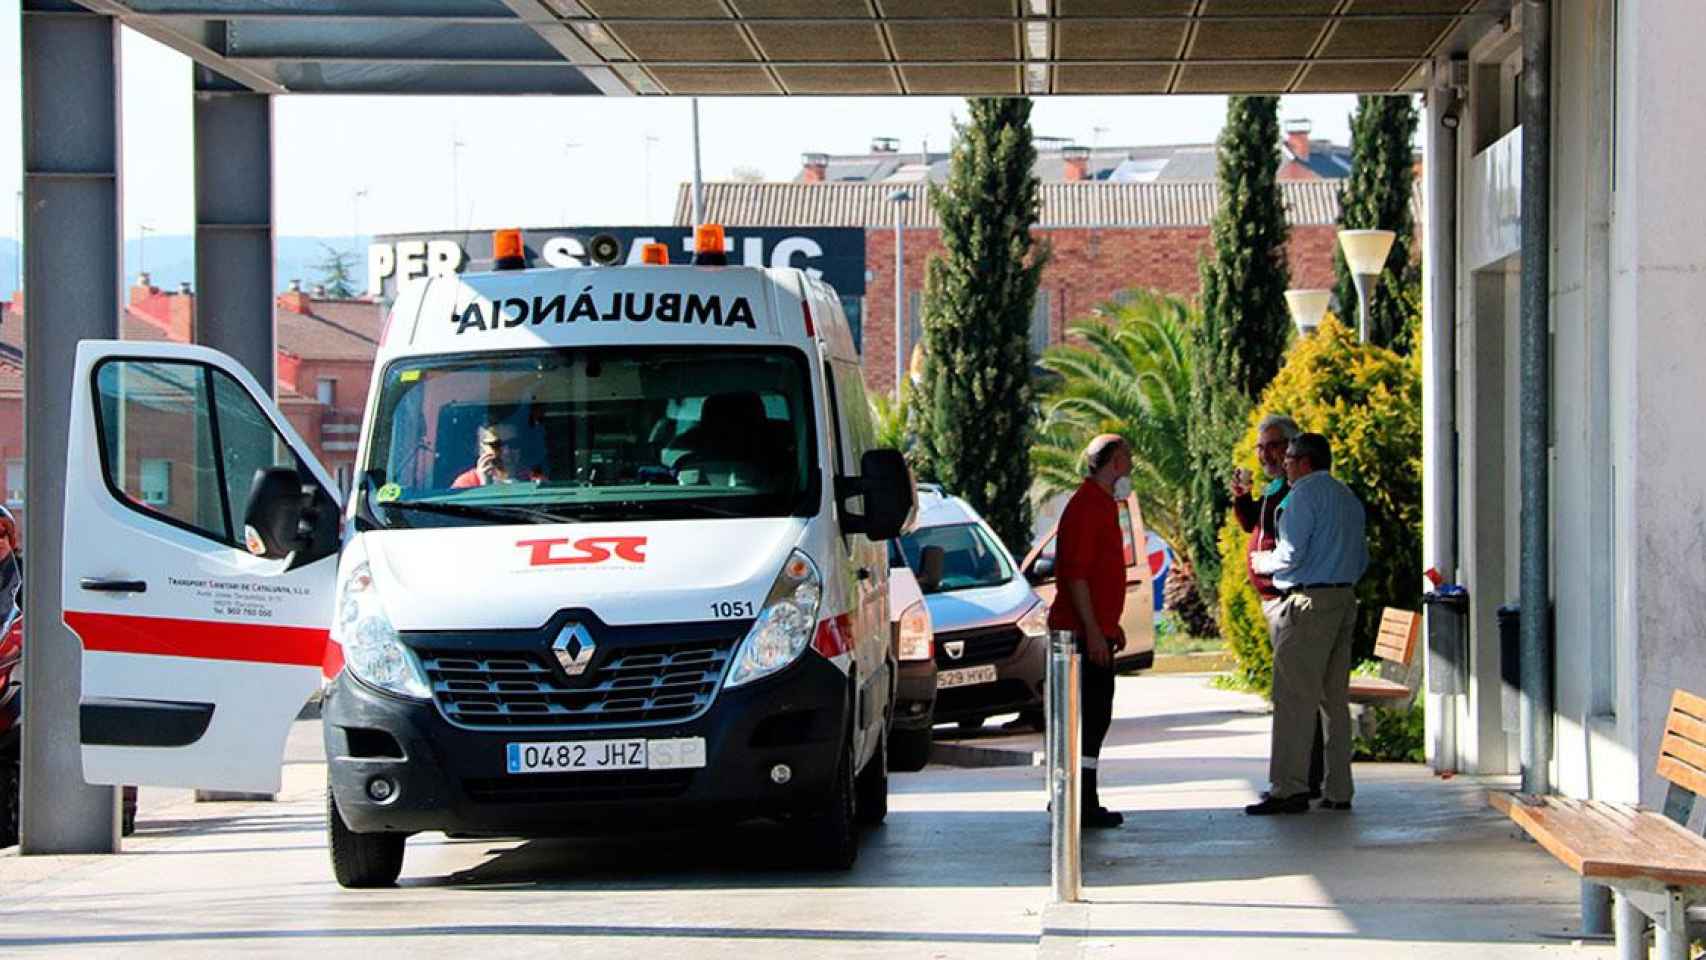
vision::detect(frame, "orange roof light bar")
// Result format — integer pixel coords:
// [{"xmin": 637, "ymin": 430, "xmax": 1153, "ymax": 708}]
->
[
  {"xmin": 492, "ymin": 228, "xmax": 526, "ymax": 271},
  {"xmin": 692, "ymin": 223, "xmax": 728, "ymax": 266},
  {"xmin": 640, "ymin": 242, "xmax": 670, "ymax": 265}
]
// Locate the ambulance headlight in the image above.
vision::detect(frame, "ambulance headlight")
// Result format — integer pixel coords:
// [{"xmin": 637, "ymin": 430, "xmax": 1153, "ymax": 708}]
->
[
  {"xmin": 334, "ymin": 561, "xmax": 430, "ymax": 700},
  {"xmin": 725, "ymin": 550, "xmax": 822, "ymax": 688}
]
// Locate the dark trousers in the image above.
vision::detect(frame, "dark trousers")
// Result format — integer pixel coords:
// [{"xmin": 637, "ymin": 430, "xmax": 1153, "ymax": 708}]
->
[{"xmin": 1081, "ymin": 656, "xmax": 1116, "ymax": 762}]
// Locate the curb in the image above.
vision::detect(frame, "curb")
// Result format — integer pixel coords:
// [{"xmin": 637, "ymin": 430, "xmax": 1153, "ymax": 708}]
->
[
  {"xmin": 928, "ymin": 740, "xmax": 1038, "ymax": 769},
  {"xmin": 1036, "ymin": 902, "xmax": 1093, "ymax": 960}
]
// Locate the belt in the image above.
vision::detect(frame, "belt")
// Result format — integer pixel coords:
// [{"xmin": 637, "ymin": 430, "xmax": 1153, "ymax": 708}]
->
[{"xmin": 1278, "ymin": 582, "xmax": 1352, "ymax": 598}]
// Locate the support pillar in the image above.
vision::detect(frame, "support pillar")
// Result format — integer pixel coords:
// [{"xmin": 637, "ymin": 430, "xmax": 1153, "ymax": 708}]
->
[
  {"xmin": 192, "ymin": 66, "xmax": 275, "ymax": 391},
  {"xmin": 18, "ymin": 0, "xmax": 123, "ymax": 854},
  {"xmin": 1422, "ymin": 60, "xmax": 1462, "ymax": 774},
  {"xmin": 191, "ymin": 66, "xmax": 277, "ymax": 803}
]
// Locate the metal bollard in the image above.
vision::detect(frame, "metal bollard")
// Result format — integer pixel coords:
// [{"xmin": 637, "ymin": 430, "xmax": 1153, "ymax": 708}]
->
[{"xmin": 1047, "ymin": 629, "xmax": 1082, "ymax": 903}]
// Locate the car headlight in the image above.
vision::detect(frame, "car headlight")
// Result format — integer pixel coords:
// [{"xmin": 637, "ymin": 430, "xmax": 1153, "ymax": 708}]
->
[
  {"xmin": 1017, "ymin": 599, "xmax": 1049, "ymax": 640},
  {"xmin": 897, "ymin": 599, "xmax": 932, "ymax": 661},
  {"xmin": 725, "ymin": 549, "xmax": 822, "ymax": 688},
  {"xmin": 333, "ymin": 560, "xmax": 430, "ymax": 699}
]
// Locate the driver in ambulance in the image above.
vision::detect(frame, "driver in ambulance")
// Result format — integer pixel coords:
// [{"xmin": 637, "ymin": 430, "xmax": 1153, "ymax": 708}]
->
[{"xmin": 452, "ymin": 419, "xmax": 543, "ymax": 488}]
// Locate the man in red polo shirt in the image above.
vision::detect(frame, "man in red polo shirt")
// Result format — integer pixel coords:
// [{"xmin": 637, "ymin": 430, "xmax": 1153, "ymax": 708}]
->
[{"xmin": 1046, "ymin": 433, "xmax": 1133, "ymax": 829}]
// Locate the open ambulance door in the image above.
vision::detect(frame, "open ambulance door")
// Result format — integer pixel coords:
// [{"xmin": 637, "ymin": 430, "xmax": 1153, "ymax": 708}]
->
[{"xmin": 62, "ymin": 341, "xmax": 342, "ymax": 794}]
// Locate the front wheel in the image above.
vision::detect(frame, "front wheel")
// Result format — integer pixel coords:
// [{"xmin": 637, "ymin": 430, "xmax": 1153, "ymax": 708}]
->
[
  {"xmin": 854, "ymin": 736, "xmax": 888, "ymax": 826},
  {"xmin": 957, "ymin": 717, "xmax": 987, "ymax": 732},
  {"xmin": 797, "ymin": 734, "xmax": 858, "ymax": 870},
  {"xmin": 327, "ymin": 787, "xmax": 405, "ymax": 888},
  {"xmin": 888, "ymin": 727, "xmax": 933, "ymax": 772}
]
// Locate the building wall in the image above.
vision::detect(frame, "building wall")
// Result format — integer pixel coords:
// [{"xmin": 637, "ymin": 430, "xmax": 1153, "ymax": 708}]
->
[
  {"xmin": 1446, "ymin": 0, "xmax": 1706, "ymax": 807},
  {"xmin": 0, "ymin": 397, "xmax": 23, "ymax": 545},
  {"xmin": 1610, "ymin": 0, "xmax": 1706, "ymax": 809},
  {"xmin": 860, "ymin": 223, "xmax": 1344, "ymax": 396}
]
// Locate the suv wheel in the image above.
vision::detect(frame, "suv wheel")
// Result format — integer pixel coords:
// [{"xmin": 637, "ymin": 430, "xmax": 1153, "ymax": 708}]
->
[
  {"xmin": 888, "ymin": 727, "xmax": 932, "ymax": 772},
  {"xmin": 0, "ymin": 754, "xmax": 17, "ymax": 849},
  {"xmin": 957, "ymin": 717, "xmax": 986, "ymax": 732},
  {"xmin": 798, "ymin": 733, "xmax": 857, "ymax": 870},
  {"xmin": 854, "ymin": 736, "xmax": 888, "ymax": 826},
  {"xmin": 327, "ymin": 787, "xmax": 405, "ymax": 888}
]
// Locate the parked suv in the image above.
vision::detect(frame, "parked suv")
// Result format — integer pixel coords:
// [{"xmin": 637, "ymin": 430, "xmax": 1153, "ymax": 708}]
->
[
  {"xmin": 892, "ymin": 487, "xmax": 1048, "ymax": 731},
  {"xmin": 886, "ymin": 543, "xmax": 942, "ymax": 770},
  {"xmin": 1022, "ymin": 487, "xmax": 1156, "ymax": 673}
]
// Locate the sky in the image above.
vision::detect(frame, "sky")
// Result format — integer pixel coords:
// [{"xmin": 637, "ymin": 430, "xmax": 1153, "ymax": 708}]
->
[{"xmin": 1, "ymin": 9, "xmax": 1361, "ymax": 242}]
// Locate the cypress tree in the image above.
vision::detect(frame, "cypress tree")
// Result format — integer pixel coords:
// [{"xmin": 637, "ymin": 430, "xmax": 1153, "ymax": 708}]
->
[
  {"xmin": 1333, "ymin": 95, "xmax": 1419, "ymax": 352},
  {"xmin": 1184, "ymin": 96, "xmax": 1292, "ymax": 612},
  {"xmin": 915, "ymin": 98, "xmax": 1047, "ymax": 557}
]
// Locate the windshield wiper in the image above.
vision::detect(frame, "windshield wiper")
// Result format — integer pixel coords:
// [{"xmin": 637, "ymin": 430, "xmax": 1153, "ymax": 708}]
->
[{"xmin": 382, "ymin": 499, "xmax": 580, "ymax": 525}]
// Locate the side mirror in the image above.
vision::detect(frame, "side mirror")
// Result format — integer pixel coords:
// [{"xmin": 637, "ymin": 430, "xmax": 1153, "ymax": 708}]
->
[
  {"xmin": 835, "ymin": 449, "xmax": 916, "ymax": 542},
  {"xmin": 917, "ymin": 544, "xmax": 945, "ymax": 593},
  {"xmin": 1027, "ymin": 555, "xmax": 1056, "ymax": 585},
  {"xmin": 243, "ymin": 467, "xmax": 340, "ymax": 567}
]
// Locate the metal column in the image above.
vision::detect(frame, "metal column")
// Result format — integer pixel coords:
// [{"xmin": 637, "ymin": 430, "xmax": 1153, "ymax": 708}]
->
[
  {"xmin": 1423, "ymin": 61, "xmax": 1461, "ymax": 773},
  {"xmin": 19, "ymin": 0, "xmax": 123, "ymax": 854},
  {"xmin": 1518, "ymin": 0, "xmax": 1555, "ymax": 797},
  {"xmin": 192, "ymin": 66, "xmax": 275, "ymax": 390},
  {"xmin": 1047, "ymin": 630, "xmax": 1082, "ymax": 903}
]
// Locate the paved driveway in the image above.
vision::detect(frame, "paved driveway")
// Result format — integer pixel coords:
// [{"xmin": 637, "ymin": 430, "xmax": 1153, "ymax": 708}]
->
[{"xmin": 0, "ymin": 675, "xmax": 1609, "ymax": 958}]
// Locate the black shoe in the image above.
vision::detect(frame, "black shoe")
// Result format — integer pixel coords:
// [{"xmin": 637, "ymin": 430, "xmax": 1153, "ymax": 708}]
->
[
  {"xmin": 1245, "ymin": 794, "xmax": 1310, "ymax": 816},
  {"xmin": 1262, "ymin": 788, "xmax": 1322, "ymax": 801},
  {"xmin": 1318, "ymin": 799, "xmax": 1352, "ymax": 811},
  {"xmin": 1083, "ymin": 806, "xmax": 1124, "ymax": 829}
]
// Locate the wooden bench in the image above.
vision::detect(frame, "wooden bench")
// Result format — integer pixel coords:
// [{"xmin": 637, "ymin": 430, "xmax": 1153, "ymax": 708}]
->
[
  {"xmin": 1490, "ymin": 689, "xmax": 1706, "ymax": 959},
  {"xmin": 1347, "ymin": 607, "xmax": 1420, "ymax": 704}
]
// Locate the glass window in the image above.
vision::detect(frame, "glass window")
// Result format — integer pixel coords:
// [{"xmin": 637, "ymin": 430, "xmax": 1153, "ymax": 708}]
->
[
  {"xmin": 140, "ymin": 459, "xmax": 171, "ymax": 506},
  {"xmin": 361, "ymin": 347, "xmax": 818, "ymax": 527},
  {"xmin": 94, "ymin": 359, "xmax": 313, "ymax": 546},
  {"xmin": 1117, "ymin": 500, "xmax": 1137, "ymax": 568},
  {"xmin": 4, "ymin": 460, "xmax": 21, "ymax": 506},
  {"xmin": 896, "ymin": 522, "xmax": 1013, "ymax": 594},
  {"xmin": 316, "ymin": 378, "xmax": 336, "ymax": 405},
  {"xmin": 96, "ymin": 361, "xmax": 225, "ymax": 539},
  {"xmin": 1029, "ymin": 290, "xmax": 1053, "ymax": 357}
]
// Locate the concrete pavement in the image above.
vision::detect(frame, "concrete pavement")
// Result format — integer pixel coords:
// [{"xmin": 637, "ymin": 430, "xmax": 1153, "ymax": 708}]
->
[{"xmin": 0, "ymin": 674, "xmax": 1611, "ymax": 958}]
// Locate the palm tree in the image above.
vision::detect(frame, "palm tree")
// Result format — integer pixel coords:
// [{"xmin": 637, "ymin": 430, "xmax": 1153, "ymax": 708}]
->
[{"xmin": 1033, "ymin": 290, "xmax": 1195, "ymax": 550}]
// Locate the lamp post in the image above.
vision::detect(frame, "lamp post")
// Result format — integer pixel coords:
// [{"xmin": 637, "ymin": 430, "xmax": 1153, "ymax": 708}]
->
[
  {"xmin": 1337, "ymin": 228, "xmax": 1396, "ymax": 343},
  {"xmin": 888, "ymin": 189, "xmax": 912, "ymax": 398},
  {"xmin": 1284, "ymin": 288, "xmax": 1332, "ymax": 339}
]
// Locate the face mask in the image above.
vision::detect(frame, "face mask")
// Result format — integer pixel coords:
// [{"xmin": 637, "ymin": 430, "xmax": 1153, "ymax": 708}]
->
[{"xmin": 1112, "ymin": 475, "xmax": 1132, "ymax": 500}]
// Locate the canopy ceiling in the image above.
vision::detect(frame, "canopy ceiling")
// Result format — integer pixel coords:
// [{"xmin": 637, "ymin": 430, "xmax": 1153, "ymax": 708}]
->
[{"xmin": 72, "ymin": 0, "xmax": 1510, "ymax": 97}]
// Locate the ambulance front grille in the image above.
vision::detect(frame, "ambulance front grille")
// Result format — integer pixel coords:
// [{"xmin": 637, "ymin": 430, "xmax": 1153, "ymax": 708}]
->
[{"xmin": 417, "ymin": 637, "xmax": 740, "ymax": 730}]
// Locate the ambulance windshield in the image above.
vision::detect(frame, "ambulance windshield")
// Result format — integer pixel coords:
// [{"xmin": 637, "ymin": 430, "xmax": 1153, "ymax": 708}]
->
[{"xmin": 361, "ymin": 347, "xmax": 818, "ymax": 525}]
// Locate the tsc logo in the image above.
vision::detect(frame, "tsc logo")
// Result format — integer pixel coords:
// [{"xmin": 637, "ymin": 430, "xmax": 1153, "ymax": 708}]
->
[{"xmin": 517, "ymin": 536, "xmax": 648, "ymax": 567}]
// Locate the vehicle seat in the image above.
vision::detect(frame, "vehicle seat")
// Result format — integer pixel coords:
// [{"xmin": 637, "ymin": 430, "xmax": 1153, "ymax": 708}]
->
[{"xmin": 671, "ymin": 391, "xmax": 784, "ymax": 489}]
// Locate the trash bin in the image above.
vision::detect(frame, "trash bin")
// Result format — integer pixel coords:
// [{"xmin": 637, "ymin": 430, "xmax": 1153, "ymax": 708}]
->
[
  {"xmin": 1422, "ymin": 589, "xmax": 1469, "ymax": 695},
  {"xmin": 1497, "ymin": 604, "xmax": 1521, "ymax": 733}
]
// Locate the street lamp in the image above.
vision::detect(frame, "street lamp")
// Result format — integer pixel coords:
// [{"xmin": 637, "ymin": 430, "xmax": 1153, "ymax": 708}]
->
[
  {"xmin": 1284, "ymin": 288, "xmax": 1332, "ymax": 339},
  {"xmin": 1337, "ymin": 228, "xmax": 1396, "ymax": 343},
  {"xmin": 888, "ymin": 189, "xmax": 912, "ymax": 398}
]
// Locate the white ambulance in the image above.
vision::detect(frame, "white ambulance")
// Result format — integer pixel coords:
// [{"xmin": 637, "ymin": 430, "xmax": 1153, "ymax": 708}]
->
[{"xmin": 62, "ymin": 227, "xmax": 916, "ymax": 886}]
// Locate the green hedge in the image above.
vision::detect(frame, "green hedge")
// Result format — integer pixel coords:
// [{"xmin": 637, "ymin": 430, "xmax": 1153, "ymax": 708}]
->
[{"xmin": 1216, "ymin": 315, "xmax": 1423, "ymax": 697}]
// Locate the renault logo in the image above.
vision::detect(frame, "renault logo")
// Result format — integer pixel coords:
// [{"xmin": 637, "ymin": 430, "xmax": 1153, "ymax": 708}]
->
[
  {"xmin": 552, "ymin": 622, "xmax": 597, "ymax": 676},
  {"xmin": 944, "ymin": 640, "xmax": 965, "ymax": 660}
]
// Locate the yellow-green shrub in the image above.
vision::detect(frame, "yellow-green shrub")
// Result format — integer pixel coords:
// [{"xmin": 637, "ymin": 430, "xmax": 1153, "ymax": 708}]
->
[{"xmin": 1217, "ymin": 314, "xmax": 1423, "ymax": 696}]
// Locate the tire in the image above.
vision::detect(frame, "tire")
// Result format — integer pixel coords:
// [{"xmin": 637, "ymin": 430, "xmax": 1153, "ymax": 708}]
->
[
  {"xmin": 327, "ymin": 787, "xmax": 405, "ymax": 888},
  {"xmin": 1016, "ymin": 708, "xmax": 1046, "ymax": 732},
  {"xmin": 957, "ymin": 717, "xmax": 987, "ymax": 732},
  {"xmin": 888, "ymin": 726, "xmax": 933, "ymax": 772},
  {"xmin": 798, "ymin": 734, "xmax": 858, "ymax": 870},
  {"xmin": 854, "ymin": 736, "xmax": 888, "ymax": 826},
  {"xmin": 0, "ymin": 755, "xmax": 17, "ymax": 849},
  {"xmin": 121, "ymin": 786, "xmax": 137, "ymax": 837}
]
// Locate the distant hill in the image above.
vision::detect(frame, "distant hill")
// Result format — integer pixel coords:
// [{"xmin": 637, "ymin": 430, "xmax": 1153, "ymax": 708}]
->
[{"xmin": 0, "ymin": 235, "xmax": 370, "ymax": 301}]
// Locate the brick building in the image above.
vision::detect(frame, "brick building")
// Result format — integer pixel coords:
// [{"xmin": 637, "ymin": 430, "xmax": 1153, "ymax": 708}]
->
[{"xmin": 0, "ymin": 276, "xmax": 383, "ymax": 543}]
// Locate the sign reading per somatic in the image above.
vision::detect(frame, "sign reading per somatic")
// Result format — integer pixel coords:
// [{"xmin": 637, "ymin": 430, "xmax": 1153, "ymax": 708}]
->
[{"xmin": 369, "ymin": 227, "xmax": 866, "ymax": 301}]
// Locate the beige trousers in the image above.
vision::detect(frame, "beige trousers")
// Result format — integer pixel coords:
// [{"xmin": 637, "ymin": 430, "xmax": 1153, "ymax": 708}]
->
[{"xmin": 1263, "ymin": 587, "xmax": 1358, "ymax": 801}]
